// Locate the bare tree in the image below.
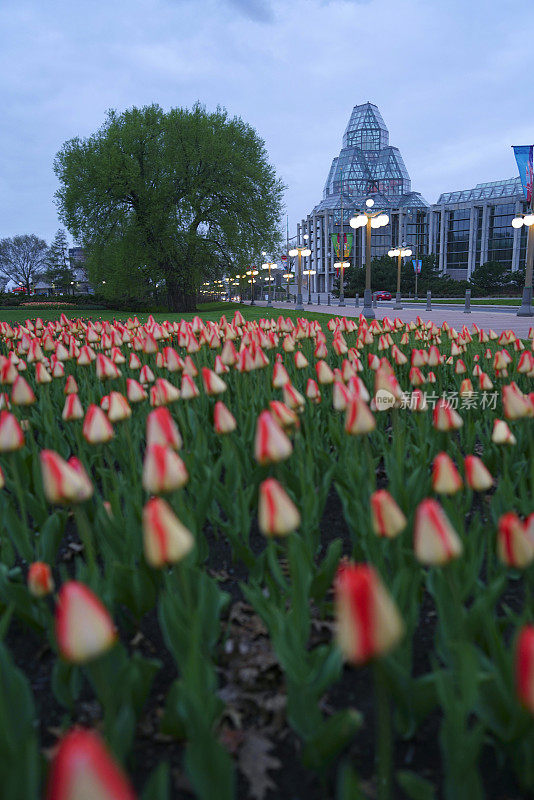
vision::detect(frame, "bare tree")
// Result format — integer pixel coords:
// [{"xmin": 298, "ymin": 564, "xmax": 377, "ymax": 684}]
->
[{"xmin": 0, "ymin": 235, "xmax": 49, "ymax": 295}]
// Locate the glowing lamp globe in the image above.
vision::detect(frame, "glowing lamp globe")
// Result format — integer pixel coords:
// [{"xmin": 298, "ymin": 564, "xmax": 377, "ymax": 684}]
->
[
  {"xmin": 365, "ymin": 198, "xmax": 375, "ymax": 208},
  {"xmin": 523, "ymin": 214, "xmax": 534, "ymax": 226},
  {"xmin": 288, "ymin": 248, "xmax": 298, "ymax": 257},
  {"xmin": 512, "ymin": 217, "xmax": 524, "ymax": 229},
  {"xmin": 302, "ymin": 248, "xmax": 311, "ymax": 257}
]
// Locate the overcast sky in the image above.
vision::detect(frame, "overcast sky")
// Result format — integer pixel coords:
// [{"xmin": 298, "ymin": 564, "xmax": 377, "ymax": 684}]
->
[{"xmin": 1, "ymin": 0, "xmax": 533, "ymax": 247}]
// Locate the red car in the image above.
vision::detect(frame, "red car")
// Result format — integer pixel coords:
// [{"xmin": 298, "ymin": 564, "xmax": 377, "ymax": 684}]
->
[{"xmin": 373, "ymin": 290, "xmax": 392, "ymax": 301}]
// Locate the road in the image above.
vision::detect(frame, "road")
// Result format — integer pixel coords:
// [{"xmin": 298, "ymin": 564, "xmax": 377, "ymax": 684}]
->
[{"xmin": 251, "ymin": 298, "xmax": 534, "ymax": 337}]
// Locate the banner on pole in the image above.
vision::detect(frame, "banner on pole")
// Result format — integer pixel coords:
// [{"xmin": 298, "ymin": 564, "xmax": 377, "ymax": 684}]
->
[
  {"xmin": 412, "ymin": 259, "xmax": 422, "ymax": 274},
  {"xmin": 330, "ymin": 233, "xmax": 353, "ymax": 259},
  {"xmin": 512, "ymin": 145, "xmax": 533, "ymax": 202}
]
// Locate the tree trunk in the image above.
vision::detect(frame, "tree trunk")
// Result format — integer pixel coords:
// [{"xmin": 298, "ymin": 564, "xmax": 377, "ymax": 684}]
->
[{"xmin": 166, "ymin": 280, "xmax": 197, "ymax": 313}]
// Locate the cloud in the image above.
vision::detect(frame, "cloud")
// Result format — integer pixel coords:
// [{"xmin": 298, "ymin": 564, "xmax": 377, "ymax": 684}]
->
[
  {"xmin": 1, "ymin": 0, "xmax": 534, "ymax": 244},
  {"xmin": 226, "ymin": 0, "xmax": 275, "ymax": 22}
]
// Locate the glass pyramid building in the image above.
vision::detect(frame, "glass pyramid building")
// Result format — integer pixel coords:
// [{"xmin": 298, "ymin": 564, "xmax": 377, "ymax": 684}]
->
[{"xmin": 313, "ymin": 102, "xmax": 428, "ymax": 215}]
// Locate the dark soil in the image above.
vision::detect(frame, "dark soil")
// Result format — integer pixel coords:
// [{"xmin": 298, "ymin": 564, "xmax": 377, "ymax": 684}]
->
[{"xmin": 5, "ymin": 486, "xmax": 528, "ymax": 799}]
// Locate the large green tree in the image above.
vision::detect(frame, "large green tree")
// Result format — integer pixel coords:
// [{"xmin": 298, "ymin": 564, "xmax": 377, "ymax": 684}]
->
[{"xmin": 54, "ymin": 104, "xmax": 284, "ymax": 311}]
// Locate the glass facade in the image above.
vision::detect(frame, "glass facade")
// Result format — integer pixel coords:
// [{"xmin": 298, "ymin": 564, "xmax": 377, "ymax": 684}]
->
[
  {"xmin": 446, "ymin": 209, "xmax": 471, "ymax": 271},
  {"xmin": 316, "ymin": 102, "xmax": 428, "ymax": 215},
  {"xmin": 487, "ymin": 203, "xmax": 515, "ymax": 266}
]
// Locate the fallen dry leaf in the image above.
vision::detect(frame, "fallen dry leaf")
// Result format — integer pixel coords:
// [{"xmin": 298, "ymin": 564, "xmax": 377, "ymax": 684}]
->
[{"xmin": 238, "ymin": 730, "xmax": 281, "ymax": 800}]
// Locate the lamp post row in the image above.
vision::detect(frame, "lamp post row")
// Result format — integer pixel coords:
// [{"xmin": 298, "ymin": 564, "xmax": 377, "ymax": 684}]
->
[{"xmin": 203, "ymin": 196, "xmax": 533, "ymax": 317}]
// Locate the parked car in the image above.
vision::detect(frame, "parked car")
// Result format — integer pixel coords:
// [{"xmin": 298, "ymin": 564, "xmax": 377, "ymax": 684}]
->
[{"xmin": 372, "ymin": 290, "xmax": 391, "ymax": 301}]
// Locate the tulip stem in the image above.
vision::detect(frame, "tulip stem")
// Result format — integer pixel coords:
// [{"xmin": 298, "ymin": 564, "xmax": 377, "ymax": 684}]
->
[
  {"xmin": 364, "ymin": 436, "xmax": 375, "ymax": 491},
  {"xmin": 373, "ymin": 660, "xmax": 392, "ymax": 800},
  {"xmin": 74, "ymin": 505, "xmax": 96, "ymax": 573},
  {"xmin": 9, "ymin": 454, "xmax": 33, "ymax": 561}
]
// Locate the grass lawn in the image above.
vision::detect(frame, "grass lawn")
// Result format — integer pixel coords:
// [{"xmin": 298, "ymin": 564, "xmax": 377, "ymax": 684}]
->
[{"xmin": 0, "ymin": 301, "xmax": 338, "ymax": 326}]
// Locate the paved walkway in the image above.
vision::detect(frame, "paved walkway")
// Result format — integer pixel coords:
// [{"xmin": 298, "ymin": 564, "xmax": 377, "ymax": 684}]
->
[{"xmin": 252, "ymin": 300, "xmax": 534, "ymax": 337}]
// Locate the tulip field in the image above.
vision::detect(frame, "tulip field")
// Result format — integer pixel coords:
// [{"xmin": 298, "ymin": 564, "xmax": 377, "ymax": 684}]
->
[{"xmin": 0, "ymin": 307, "xmax": 533, "ymax": 800}]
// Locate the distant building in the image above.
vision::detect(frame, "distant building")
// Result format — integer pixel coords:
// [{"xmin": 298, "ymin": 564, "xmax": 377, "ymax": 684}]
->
[
  {"xmin": 68, "ymin": 247, "xmax": 92, "ymax": 294},
  {"xmin": 297, "ymin": 102, "xmax": 429, "ymax": 293},
  {"xmin": 429, "ymin": 178, "xmax": 528, "ymax": 279},
  {"xmin": 296, "ymin": 102, "xmax": 528, "ymax": 291}
]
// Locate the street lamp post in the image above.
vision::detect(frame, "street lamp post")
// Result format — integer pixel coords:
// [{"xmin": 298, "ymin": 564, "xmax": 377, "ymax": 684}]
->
[
  {"xmin": 262, "ymin": 261, "xmax": 277, "ymax": 306},
  {"xmin": 288, "ymin": 234, "xmax": 311, "ymax": 311},
  {"xmin": 303, "ymin": 269, "xmax": 317, "ymax": 304},
  {"xmin": 350, "ymin": 199, "xmax": 390, "ymax": 319},
  {"xmin": 388, "ymin": 243, "xmax": 412, "ymax": 310},
  {"xmin": 334, "ymin": 260, "xmax": 350, "ymax": 306},
  {"xmin": 283, "ymin": 270, "xmax": 293, "ymax": 301},
  {"xmin": 512, "ymin": 207, "xmax": 534, "ymax": 316},
  {"xmin": 246, "ymin": 267, "xmax": 259, "ymax": 305}
]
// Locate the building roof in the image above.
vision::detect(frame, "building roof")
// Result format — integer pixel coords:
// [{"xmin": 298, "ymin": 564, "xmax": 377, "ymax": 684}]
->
[
  {"xmin": 436, "ymin": 177, "xmax": 523, "ymax": 204},
  {"xmin": 312, "ymin": 102, "xmax": 428, "ymax": 215}
]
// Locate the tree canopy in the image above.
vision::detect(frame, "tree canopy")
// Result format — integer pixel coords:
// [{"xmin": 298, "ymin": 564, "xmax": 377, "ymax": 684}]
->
[
  {"xmin": 0, "ymin": 234, "xmax": 48, "ymax": 294},
  {"xmin": 44, "ymin": 229, "xmax": 74, "ymax": 293},
  {"xmin": 54, "ymin": 103, "xmax": 285, "ymax": 311}
]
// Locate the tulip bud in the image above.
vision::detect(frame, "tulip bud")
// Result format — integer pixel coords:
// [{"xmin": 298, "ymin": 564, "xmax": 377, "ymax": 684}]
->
[
  {"xmin": 11, "ymin": 375, "xmax": 36, "ymax": 406},
  {"xmin": 55, "ymin": 581, "xmax": 117, "ymax": 663},
  {"xmin": 67, "ymin": 457, "xmax": 94, "ymax": 502},
  {"xmin": 146, "ymin": 407, "xmax": 182, "ymax": 450},
  {"xmin": 497, "ymin": 512, "xmax": 534, "ymax": 568},
  {"xmin": 213, "ymin": 400, "xmax": 237, "ymax": 434},
  {"xmin": 335, "ymin": 563, "xmax": 404, "ymax": 665},
  {"xmin": 258, "ymin": 478, "xmax": 300, "ymax": 536},
  {"xmin": 40, "ymin": 450, "xmax": 91, "ymax": 504},
  {"xmin": 180, "ymin": 374, "xmax": 200, "ymax": 399},
  {"xmin": 414, "ymin": 498, "xmax": 463, "ymax": 565},
  {"xmin": 502, "ymin": 383, "xmax": 532, "ymax": 420},
  {"xmin": 410, "ymin": 389, "xmax": 428, "ymax": 412},
  {"xmin": 282, "ymin": 382, "xmax": 305, "ymax": 411},
  {"xmin": 150, "ymin": 377, "xmax": 181, "ymax": 407},
  {"xmin": 516, "ymin": 626, "xmax": 534, "ymax": 714},
  {"xmin": 139, "ymin": 364, "xmax": 155, "ymax": 385},
  {"xmin": 316, "ymin": 360, "xmax": 334, "ymax": 384},
  {"xmin": 142, "ymin": 444, "xmax": 188, "ymax": 494},
  {"xmin": 95, "ymin": 353, "xmax": 121, "ymax": 381},
  {"xmin": 254, "ymin": 410, "xmax": 293, "ymax": 465},
  {"xmin": 268, "ymin": 400, "xmax": 299, "ymax": 430},
  {"xmin": 432, "ymin": 452, "xmax": 463, "ymax": 495},
  {"xmin": 27, "ymin": 562, "xmax": 54, "ymax": 598},
  {"xmin": 64, "ymin": 375, "xmax": 78, "ymax": 395},
  {"xmin": 126, "ymin": 378, "xmax": 147, "ymax": 403},
  {"xmin": 272, "ymin": 362, "xmax": 289, "ymax": 389},
  {"xmin": 433, "ymin": 398, "xmax": 463, "ymax": 431},
  {"xmin": 183, "ymin": 355, "xmax": 198, "ymax": 377},
  {"xmin": 82, "ymin": 405, "xmax": 114, "ymax": 444},
  {"xmin": 492, "ymin": 419, "xmax": 516, "ymax": 445},
  {"xmin": 464, "ymin": 455, "xmax": 493, "ymax": 491},
  {"xmin": 345, "ymin": 398, "xmax": 376, "ymax": 435},
  {"xmin": 370, "ymin": 490, "xmax": 406, "ymax": 538},
  {"xmin": 305, "ymin": 378, "xmax": 321, "ymax": 403},
  {"xmin": 201, "ymin": 366, "xmax": 227, "ymax": 396},
  {"xmin": 294, "ymin": 351, "xmax": 308, "ymax": 369},
  {"xmin": 46, "ymin": 728, "xmax": 136, "ymax": 800},
  {"xmin": 0, "ymin": 410, "xmax": 25, "ymax": 451},
  {"xmin": 35, "ymin": 362, "xmax": 52, "ymax": 384},
  {"xmin": 142, "ymin": 496, "xmax": 194, "ymax": 567},
  {"xmin": 107, "ymin": 391, "xmax": 132, "ymax": 422}
]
